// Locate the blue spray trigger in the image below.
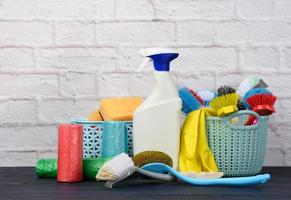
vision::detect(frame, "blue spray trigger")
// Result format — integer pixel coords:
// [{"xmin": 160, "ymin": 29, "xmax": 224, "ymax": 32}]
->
[{"xmin": 148, "ymin": 53, "xmax": 179, "ymax": 71}]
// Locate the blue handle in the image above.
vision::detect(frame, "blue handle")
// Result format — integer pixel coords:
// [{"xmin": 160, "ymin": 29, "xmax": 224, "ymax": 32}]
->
[{"xmin": 142, "ymin": 163, "xmax": 271, "ymax": 186}]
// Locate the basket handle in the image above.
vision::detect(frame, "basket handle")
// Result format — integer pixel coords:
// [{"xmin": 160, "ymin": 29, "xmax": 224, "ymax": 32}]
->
[{"xmin": 222, "ymin": 110, "xmax": 261, "ymax": 127}]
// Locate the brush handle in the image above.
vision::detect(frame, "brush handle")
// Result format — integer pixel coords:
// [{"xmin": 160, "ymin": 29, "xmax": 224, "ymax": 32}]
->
[
  {"xmin": 104, "ymin": 167, "xmax": 175, "ymax": 189},
  {"xmin": 136, "ymin": 168, "xmax": 176, "ymax": 182},
  {"xmin": 142, "ymin": 163, "xmax": 271, "ymax": 186}
]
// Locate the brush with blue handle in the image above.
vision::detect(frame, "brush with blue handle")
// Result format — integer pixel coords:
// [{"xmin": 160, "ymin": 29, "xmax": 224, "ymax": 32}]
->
[
  {"xmin": 142, "ymin": 163, "xmax": 271, "ymax": 186},
  {"xmin": 178, "ymin": 87, "xmax": 202, "ymax": 115}
]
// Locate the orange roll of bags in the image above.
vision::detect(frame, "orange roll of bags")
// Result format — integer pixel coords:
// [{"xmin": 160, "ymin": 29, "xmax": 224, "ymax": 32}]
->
[{"xmin": 57, "ymin": 124, "xmax": 83, "ymax": 183}]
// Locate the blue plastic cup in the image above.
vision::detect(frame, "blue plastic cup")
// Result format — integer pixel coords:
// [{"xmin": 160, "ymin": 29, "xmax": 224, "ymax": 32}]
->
[{"xmin": 101, "ymin": 121, "xmax": 127, "ymax": 158}]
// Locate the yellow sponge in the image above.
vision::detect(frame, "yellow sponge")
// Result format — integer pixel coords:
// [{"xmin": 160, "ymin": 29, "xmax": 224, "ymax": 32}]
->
[
  {"xmin": 99, "ymin": 97, "xmax": 143, "ymax": 121},
  {"xmin": 88, "ymin": 110, "xmax": 103, "ymax": 121}
]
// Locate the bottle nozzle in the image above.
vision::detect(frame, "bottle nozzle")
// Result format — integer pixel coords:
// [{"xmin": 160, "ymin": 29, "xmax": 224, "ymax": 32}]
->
[{"xmin": 137, "ymin": 48, "xmax": 178, "ymax": 72}]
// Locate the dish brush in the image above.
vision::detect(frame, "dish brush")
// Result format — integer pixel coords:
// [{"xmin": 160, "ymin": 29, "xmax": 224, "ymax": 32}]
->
[
  {"xmin": 189, "ymin": 89, "xmax": 204, "ymax": 105},
  {"xmin": 210, "ymin": 93, "xmax": 239, "ymax": 117},
  {"xmin": 237, "ymin": 76, "xmax": 260, "ymax": 97},
  {"xmin": 244, "ymin": 93, "xmax": 277, "ymax": 126},
  {"xmin": 246, "ymin": 94, "xmax": 277, "ymax": 116},
  {"xmin": 197, "ymin": 90, "xmax": 216, "ymax": 106},
  {"xmin": 216, "ymin": 85, "xmax": 245, "ymax": 111},
  {"xmin": 178, "ymin": 87, "xmax": 202, "ymax": 115},
  {"xmin": 96, "ymin": 153, "xmax": 175, "ymax": 188},
  {"xmin": 243, "ymin": 88, "xmax": 272, "ymax": 109}
]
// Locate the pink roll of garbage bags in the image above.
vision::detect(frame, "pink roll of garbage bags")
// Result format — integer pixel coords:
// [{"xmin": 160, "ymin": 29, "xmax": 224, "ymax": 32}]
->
[{"xmin": 57, "ymin": 124, "xmax": 83, "ymax": 183}]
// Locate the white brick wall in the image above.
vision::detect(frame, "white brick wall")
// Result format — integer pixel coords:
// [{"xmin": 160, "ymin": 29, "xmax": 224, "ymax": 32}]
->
[{"xmin": 0, "ymin": 0, "xmax": 290, "ymax": 166}]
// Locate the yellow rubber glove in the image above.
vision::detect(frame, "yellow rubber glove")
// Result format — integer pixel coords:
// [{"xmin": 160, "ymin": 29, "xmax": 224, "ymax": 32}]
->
[{"xmin": 179, "ymin": 108, "xmax": 218, "ymax": 172}]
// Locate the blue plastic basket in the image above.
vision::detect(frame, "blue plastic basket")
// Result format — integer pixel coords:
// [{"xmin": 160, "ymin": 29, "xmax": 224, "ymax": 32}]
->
[
  {"xmin": 206, "ymin": 110, "xmax": 269, "ymax": 176},
  {"xmin": 71, "ymin": 119, "xmax": 133, "ymax": 158}
]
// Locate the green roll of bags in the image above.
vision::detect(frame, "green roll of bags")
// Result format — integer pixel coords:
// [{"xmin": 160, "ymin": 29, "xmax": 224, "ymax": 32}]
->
[
  {"xmin": 36, "ymin": 159, "xmax": 57, "ymax": 178},
  {"xmin": 36, "ymin": 158, "xmax": 110, "ymax": 179}
]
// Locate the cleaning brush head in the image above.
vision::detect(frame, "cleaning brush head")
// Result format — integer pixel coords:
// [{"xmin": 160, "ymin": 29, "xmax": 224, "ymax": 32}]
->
[
  {"xmin": 189, "ymin": 89, "xmax": 204, "ymax": 105},
  {"xmin": 96, "ymin": 152, "xmax": 176, "ymax": 188},
  {"xmin": 197, "ymin": 90, "xmax": 216, "ymax": 106},
  {"xmin": 96, "ymin": 153, "xmax": 135, "ymax": 182},
  {"xmin": 133, "ymin": 151, "xmax": 173, "ymax": 168},
  {"xmin": 246, "ymin": 94, "xmax": 277, "ymax": 116},
  {"xmin": 217, "ymin": 85, "xmax": 236, "ymax": 96},
  {"xmin": 179, "ymin": 87, "xmax": 202, "ymax": 115},
  {"xmin": 210, "ymin": 93, "xmax": 239, "ymax": 117},
  {"xmin": 243, "ymin": 88, "xmax": 272, "ymax": 109},
  {"xmin": 237, "ymin": 76, "xmax": 260, "ymax": 97},
  {"xmin": 248, "ymin": 75, "xmax": 260, "ymax": 87}
]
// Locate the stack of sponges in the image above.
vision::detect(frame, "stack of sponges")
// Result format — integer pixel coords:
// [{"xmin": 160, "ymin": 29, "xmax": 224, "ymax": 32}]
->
[{"xmin": 88, "ymin": 97, "xmax": 143, "ymax": 121}]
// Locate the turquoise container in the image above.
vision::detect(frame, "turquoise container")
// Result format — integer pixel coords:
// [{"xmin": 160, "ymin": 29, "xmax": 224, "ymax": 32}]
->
[
  {"xmin": 206, "ymin": 110, "xmax": 269, "ymax": 177},
  {"xmin": 101, "ymin": 121, "xmax": 127, "ymax": 158}
]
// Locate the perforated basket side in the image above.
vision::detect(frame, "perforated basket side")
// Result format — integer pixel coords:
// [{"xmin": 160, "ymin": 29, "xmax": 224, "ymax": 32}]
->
[
  {"xmin": 125, "ymin": 122, "xmax": 133, "ymax": 157},
  {"xmin": 83, "ymin": 124, "xmax": 103, "ymax": 158},
  {"xmin": 71, "ymin": 119, "xmax": 133, "ymax": 158}
]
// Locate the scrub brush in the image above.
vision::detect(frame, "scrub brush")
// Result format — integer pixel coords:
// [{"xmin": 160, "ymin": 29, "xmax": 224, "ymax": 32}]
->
[
  {"xmin": 237, "ymin": 76, "xmax": 260, "ymax": 97},
  {"xmin": 189, "ymin": 89, "xmax": 204, "ymax": 105},
  {"xmin": 246, "ymin": 94, "xmax": 277, "ymax": 116},
  {"xmin": 244, "ymin": 93, "xmax": 277, "ymax": 126},
  {"xmin": 197, "ymin": 90, "xmax": 216, "ymax": 106},
  {"xmin": 179, "ymin": 87, "xmax": 202, "ymax": 115},
  {"xmin": 96, "ymin": 152, "xmax": 175, "ymax": 188},
  {"xmin": 216, "ymin": 85, "xmax": 245, "ymax": 110},
  {"xmin": 210, "ymin": 93, "xmax": 239, "ymax": 117},
  {"xmin": 243, "ymin": 88, "xmax": 272, "ymax": 109}
]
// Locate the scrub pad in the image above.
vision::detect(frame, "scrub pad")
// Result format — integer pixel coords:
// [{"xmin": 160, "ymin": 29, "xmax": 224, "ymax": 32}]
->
[
  {"xmin": 88, "ymin": 110, "xmax": 103, "ymax": 121},
  {"xmin": 99, "ymin": 97, "xmax": 143, "ymax": 121}
]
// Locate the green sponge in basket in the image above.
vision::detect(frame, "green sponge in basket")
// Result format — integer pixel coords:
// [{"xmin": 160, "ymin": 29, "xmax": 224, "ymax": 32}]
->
[{"xmin": 36, "ymin": 158, "xmax": 110, "ymax": 180}]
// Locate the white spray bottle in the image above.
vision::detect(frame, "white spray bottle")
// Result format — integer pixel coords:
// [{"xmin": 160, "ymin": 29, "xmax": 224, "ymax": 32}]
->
[{"xmin": 133, "ymin": 48, "xmax": 182, "ymax": 169}]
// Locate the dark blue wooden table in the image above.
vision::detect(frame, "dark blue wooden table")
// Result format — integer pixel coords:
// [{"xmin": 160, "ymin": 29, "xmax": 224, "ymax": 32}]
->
[{"xmin": 0, "ymin": 167, "xmax": 290, "ymax": 200}]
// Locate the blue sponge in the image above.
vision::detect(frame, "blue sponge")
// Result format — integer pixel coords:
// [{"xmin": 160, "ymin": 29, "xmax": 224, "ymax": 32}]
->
[
  {"xmin": 179, "ymin": 87, "xmax": 201, "ymax": 115},
  {"xmin": 243, "ymin": 88, "xmax": 272, "ymax": 109}
]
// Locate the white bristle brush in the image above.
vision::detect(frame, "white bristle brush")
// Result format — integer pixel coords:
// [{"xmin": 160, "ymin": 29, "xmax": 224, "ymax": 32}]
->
[
  {"xmin": 237, "ymin": 76, "xmax": 260, "ymax": 98},
  {"xmin": 96, "ymin": 153, "xmax": 175, "ymax": 188}
]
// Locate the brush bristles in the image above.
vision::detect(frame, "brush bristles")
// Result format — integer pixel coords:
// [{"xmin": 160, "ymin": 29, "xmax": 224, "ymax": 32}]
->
[
  {"xmin": 237, "ymin": 79, "xmax": 253, "ymax": 97},
  {"xmin": 179, "ymin": 87, "xmax": 202, "ymax": 115},
  {"xmin": 246, "ymin": 94, "xmax": 277, "ymax": 115},
  {"xmin": 133, "ymin": 151, "xmax": 173, "ymax": 168},
  {"xmin": 210, "ymin": 93, "xmax": 239, "ymax": 113},
  {"xmin": 96, "ymin": 153, "xmax": 135, "ymax": 181},
  {"xmin": 189, "ymin": 89, "xmax": 204, "ymax": 105}
]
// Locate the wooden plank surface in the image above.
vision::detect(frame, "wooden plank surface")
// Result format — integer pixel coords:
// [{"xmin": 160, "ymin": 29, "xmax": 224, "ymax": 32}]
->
[{"xmin": 0, "ymin": 167, "xmax": 290, "ymax": 200}]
